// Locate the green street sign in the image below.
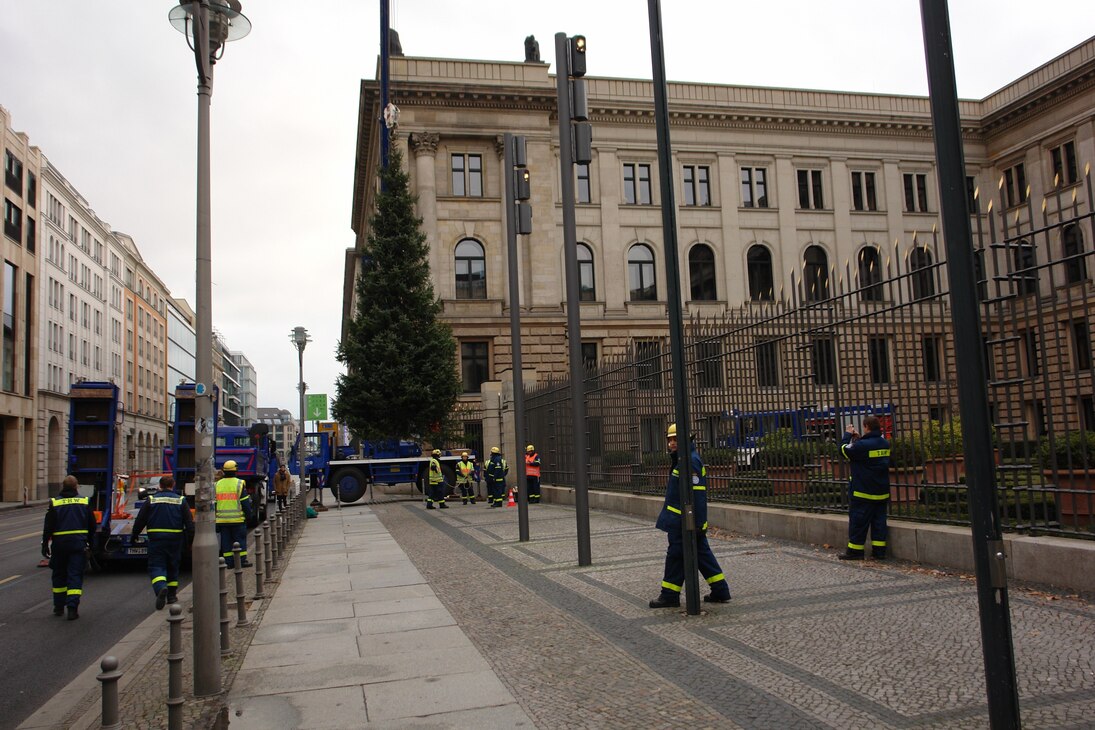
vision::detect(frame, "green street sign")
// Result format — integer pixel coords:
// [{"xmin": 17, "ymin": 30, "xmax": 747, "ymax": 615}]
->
[{"xmin": 306, "ymin": 394, "xmax": 328, "ymax": 421}]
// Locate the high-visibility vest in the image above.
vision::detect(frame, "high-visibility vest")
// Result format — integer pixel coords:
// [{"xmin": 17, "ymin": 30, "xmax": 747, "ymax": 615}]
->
[
  {"xmin": 456, "ymin": 460, "xmax": 476, "ymax": 484},
  {"xmin": 429, "ymin": 458, "xmax": 443, "ymax": 485},
  {"xmin": 50, "ymin": 496, "xmax": 92, "ymax": 537},
  {"xmin": 215, "ymin": 478, "xmax": 246, "ymax": 523},
  {"xmin": 525, "ymin": 452, "xmax": 541, "ymax": 478}
]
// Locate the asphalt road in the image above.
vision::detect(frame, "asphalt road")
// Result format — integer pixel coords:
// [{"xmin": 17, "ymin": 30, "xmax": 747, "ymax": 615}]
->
[{"xmin": 0, "ymin": 506, "xmax": 190, "ymax": 728}]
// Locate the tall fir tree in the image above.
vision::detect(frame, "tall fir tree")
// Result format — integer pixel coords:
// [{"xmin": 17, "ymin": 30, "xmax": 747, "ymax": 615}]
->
[{"xmin": 333, "ymin": 148, "xmax": 462, "ymax": 442}]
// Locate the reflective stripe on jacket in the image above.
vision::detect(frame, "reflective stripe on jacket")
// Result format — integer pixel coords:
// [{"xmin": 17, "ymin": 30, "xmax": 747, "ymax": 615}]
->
[
  {"xmin": 525, "ymin": 452, "xmax": 541, "ymax": 478},
  {"xmin": 215, "ymin": 478, "xmax": 246, "ymax": 523},
  {"xmin": 484, "ymin": 456, "xmax": 508, "ymax": 483},
  {"xmin": 654, "ymin": 448, "xmax": 708, "ymax": 533},
  {"xmin": 138, "ymin": 493, "xmax": 192, "ymax": 537},
  {"xmin": 841, "ymin": 430, "xmax": 891, "ymax": 499},
  {"xmin": 49, "ymin": 496, "xmax": 93, "ymax": 537},
  {"xmin": 429, "ymin": 458, "xmax": 443, "ymax": 485},
  {"xmin": 456, "ymin": 460, "xmax": 477, "ymax": 484}
]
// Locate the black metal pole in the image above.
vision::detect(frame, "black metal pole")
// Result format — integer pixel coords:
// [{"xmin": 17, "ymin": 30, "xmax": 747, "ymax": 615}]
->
[
  {"xmin": 555, "ymin": 32, "xmax": 592, "ymax": 566},
  {"xmin": 919, "ymin": 2, "xmax": 1021, "ymax": 727},
  {"xmin": 379, "ymin": 0, "xmax": 390, "ymax": 171},
  {"xmin": 646, "ymin": 0, "xmax": 699, "ymax": 615},
  {"xmin": 504, "ymin": 133, "xmax": 530, "ymax": 542}
]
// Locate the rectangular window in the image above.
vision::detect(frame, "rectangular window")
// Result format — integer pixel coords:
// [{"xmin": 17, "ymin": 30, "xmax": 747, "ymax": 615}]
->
[
  {"xmin": 451, "ymin": 153, "xmax": 483, "ymax": 197},
  {"xmin": 868, "ymin": 337, "xmax": 891, "ymax": 384},
  {"xmin": 696, "ymin": 340, "xmax": 723, "ymax": 389},
  {"xmin": 851, "ymin": 171, "xmax": 878, "ymax": 211},
  {"xmin": 966, "ymin": 176, "xmax": 978, "ymax": 211},
  {"xmin": 623, "ymin": 163, "xmax": 652, "ymax": 205},
  {"xmin": 636, "ymin": 339, "xmax": 662, "ymax": 390},
  {"xmin": 682, "ymin": 165, "xmax": 711, "ymax": 207},
  {"xmin": 4, "ymin": 198, "xmax": 22, "ymax": 242},
  {"xmin": 1003, "ymin": 163, "xmax": 1027, "ymax": 208},
  {"xmin": 903, "ymin": 173, "xmax": 929, "ymax": 212},
  {"xmin": 922, "ymin": 336, "xmax": 942, "ymax": 383},
  {"xmin": 1081, "ymin": 396, "xmax": 1095, "ymax": 432},
  {"xmin": 740, "ymin": 167, "xmax": 768, "ymax": 208},
  {"xmin": 580, "ymin": 342, "xmax": 598, "ymax": 371},
  {"xmin": 4, "ymin": 150, "xmax": 22, "ymax": 193},
  {"xmin": 576, "ymin": 163, "xmax": 591, "ymax": 204},
  {"xmin": 460, "ymin": 341, "xmax": 489, "ymax": 393},
  {"xmin": 1022, "ymin": 329, "xmax": 1040, "ymax": 377},
  {"xmin": 25, "ymin": 216, "xmax": 35, "ymax": 253},
  {"xmin": 1073, "ymin": 318, "xmax": 1092, "ymax": 372},
  {"xmin": 1050, "ymin": 141, "xmax": 1079, "ymax": 187},
  {"xmin": 796, "ymin": 169, "xmax": 824, "ymax": 210},
  {"xmin": 811, "ymin": 337, "xmax": 836, "ymax": 386},
  {"xmin": 1, "ymin": 262, "xmax": 15, "ymax": 391},
  {"xmin": 640, "ymin": 416, "xmax": 666, "ymax": 455},
  {"xmin": 755, "ymin": 338, "xmax": 780, "ymax": 388}
]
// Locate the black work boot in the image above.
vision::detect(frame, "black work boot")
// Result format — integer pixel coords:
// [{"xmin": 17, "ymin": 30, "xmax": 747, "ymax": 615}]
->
[
  {"xmin": 838, "ymin": 550, "xmax": 865, "ymax": 561},
  {"xmin": 156, "ymin": 589, "xmax": 168, "ymax": 610},
  {"xmin": 52, "ymin": 605, "xmax": 64, "ymax": 617},
  {"xmin": 648, "ymin": 594, "xmax": 680, "ymax": 609},
  {"xmin": 439, "ymin": 502, "xmax": 448, "ymax": 509},
  {"xmin": 66, "ymin": 606, "xmax": 79, "ymax": 620},
  {"xmin": 167, "ymin": 591, "xmax": 178, "ymax": 605},
  {"xmin": 703, "ymin": 593, "xmax": 732, "ymax": 603},
  {"xmin": 426, "ymin": 503, "xmax": 435, "ymax": 510}
]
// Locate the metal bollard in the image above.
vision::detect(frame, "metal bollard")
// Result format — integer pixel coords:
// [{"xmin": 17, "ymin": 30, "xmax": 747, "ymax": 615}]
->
[
  {"xmin": 232, "ymin": 542, "xmax": 250, "ymax": 626},
  {"xmin": 278, "ymin": 513, "xmax": 286, "ymax": 555},
  {"xmin": 218, "ymin": 558, "xmax": 231, "ymax": 655},
  {"xmin": 253, "ymin": 527, "xmax": 266, "ymax": 599},
  {"xmin": 167, "ymin": 604, "xmax": 184, "ymax": 730},
  {"xmin": 263, "ymin": 519, "xmax": 274, "ymax": 579},
  {"xmin": 97, "ymin": 655, "xmax": 122, "ymax": 730},
  {"xmin": 266, "ymin": 517, "xmax": 277, "ymax": 571}
]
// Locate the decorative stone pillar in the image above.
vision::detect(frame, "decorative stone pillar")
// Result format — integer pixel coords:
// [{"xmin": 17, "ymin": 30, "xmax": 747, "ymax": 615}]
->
[{"xmin": 409, "ymin": 132, "xmax": 442, "ymax": 296}]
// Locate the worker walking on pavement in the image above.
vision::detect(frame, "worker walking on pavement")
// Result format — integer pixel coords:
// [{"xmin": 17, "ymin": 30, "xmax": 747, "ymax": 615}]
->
[
  {"xmin": 426, "ymin": 449, "xmax": 448, "ymax": 509},
  {"xmin": 455, "ymin": 451, "xmax": 478, "ymax": 505},
  {"xmin": 215, "ymin": 460, "xmax": 253, "ymax": 568},
  {"xmin": 131, "ymin": 475, "xmax": 194, "ymax": 609},
  {"xmin": 649, "ymin": 423, "xmax": 732, "ymax": 608},
  {"xmin": 484, "ymin": 447, "xmax": 508, "ymax": 508},
  {"xmin": 42, "ymin": 475, "xmax": 97, "ymax": 620},
  {"xmin": 524, "ymin": 444, "xmax": 542, "ymax": 504}
]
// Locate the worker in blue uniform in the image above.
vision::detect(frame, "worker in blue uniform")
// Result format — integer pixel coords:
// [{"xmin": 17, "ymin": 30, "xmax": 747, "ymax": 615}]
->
[
  {"xmin": 649, "ymin": 423, "xmax": 732, "ymax": 608},
  {"xmin": 839, "ymin": 415, "xmax": 891, "ymax": 560},
  {"xmin": 42, "ymin": 475, "xmax": 98, "ymax": 620},
  {"xmin": 215, "ymin": 460, "xmax": 253, "ymax": 568},
  {"xmin": 426, "ymin": 449, "xmax": 448, "ymax": 509},
  {"xmin": 483, "ymin": 447, "xmax": 508, "ymax": 508},
  {"xmin": 132, "ymin": 475, "xmax": 194, "ymax": 609}
]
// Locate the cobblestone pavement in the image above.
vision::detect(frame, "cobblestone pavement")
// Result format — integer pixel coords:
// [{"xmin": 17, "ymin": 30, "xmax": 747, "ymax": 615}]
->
[{"xmin": 372, "ymin": 502, "xmax": 1095, "ymax": 730}]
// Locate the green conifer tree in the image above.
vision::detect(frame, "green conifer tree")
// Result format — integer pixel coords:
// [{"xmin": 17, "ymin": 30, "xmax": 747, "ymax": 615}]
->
[{"xmin": 333, "ymin": 148, "xmax": 462, "ymax": 442}]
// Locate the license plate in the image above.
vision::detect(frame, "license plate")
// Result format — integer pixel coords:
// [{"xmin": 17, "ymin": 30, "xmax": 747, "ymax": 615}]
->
[{"xmin": 127, "ymin": 547, "xmax": 147, "ymax": 555}]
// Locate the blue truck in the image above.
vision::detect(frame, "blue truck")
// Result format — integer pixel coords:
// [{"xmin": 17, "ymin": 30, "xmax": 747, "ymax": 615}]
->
[{"xmin": 290, "ymin": 422, "xmax": 473, "ymax": 504}]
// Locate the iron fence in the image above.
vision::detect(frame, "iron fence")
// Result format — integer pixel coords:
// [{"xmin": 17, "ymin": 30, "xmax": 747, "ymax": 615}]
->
[{"xmin": 526, "ymin": 169, "xmax": 1095, "ymax": 539}]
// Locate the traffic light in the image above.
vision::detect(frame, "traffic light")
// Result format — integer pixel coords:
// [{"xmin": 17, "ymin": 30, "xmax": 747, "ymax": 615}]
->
[
  {"xmin": 573, "ymin": 122, "xmax": 592, "ymax": 165},
  {"xmin": 569, "ymin": 35, "xmax": 586, "ymax": 77},
  {"xmin": 517, "ymin": 201, "xmax": 532, "ymax": 235}
]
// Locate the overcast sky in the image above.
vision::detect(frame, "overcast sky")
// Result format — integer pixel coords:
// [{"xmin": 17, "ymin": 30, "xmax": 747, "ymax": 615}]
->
[{"xmin": 0, "ymin": 1, "xmax": 1091, "ymax": 416}]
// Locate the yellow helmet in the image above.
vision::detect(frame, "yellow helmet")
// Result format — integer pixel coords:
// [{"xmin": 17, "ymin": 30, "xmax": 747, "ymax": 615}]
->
[
  {"xmin": 432, "ymin": 449, "xmax": 441, "ymax": 457},
  {"xmin": 666, "ymin": 423, "xmax": 677, "ymax": 438},
  {"xmin": 490, "ymin": 446, "xmax": 501, "ymax": 454},
  {"xmin": 223, "ymin": 460, "xmax": 238, "ymax": 471},
  {"xmin": 461, "ymin": 451, "xmax": 469, "ymax": 458},
  {"xmin": 526, "ymin": 444, "xmax": 535, "ymax": 452}
]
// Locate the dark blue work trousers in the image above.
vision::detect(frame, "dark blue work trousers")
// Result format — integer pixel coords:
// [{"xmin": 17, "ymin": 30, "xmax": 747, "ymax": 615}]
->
[
  {"xmin": 50, "ymin": 538, "xmax": 88, "ymax": 609},
  {"xmin": 148, "ymin": 536, "xmax": 184, "ymax": 596},
  {"xmin": 217, "ymin": 523, "xmax": 248, "ymax": 567},
  {"xmin": 659, "ymin": 529, "xmax": 730, "ymax": 600},
  {"xmin": 847, "ymin": 497, "xmax": 888, "ymax": 557}
]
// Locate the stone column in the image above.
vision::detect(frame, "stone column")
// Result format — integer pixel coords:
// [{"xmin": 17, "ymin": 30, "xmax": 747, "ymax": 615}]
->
[{"xmin": 409, "ymin": 132, "xmax": 442, "ymax": 296}]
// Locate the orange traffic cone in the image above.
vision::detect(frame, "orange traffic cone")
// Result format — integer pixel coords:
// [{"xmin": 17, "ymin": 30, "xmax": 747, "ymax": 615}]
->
[{"xmin": 506, "ymin": 488, "xmax": 516, "ymax": 507}]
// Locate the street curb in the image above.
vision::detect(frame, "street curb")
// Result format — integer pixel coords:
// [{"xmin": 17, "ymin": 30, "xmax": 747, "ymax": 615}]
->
[{"xmin": 0, "ymin": 500, "xmax": 49, "ymax": 513}]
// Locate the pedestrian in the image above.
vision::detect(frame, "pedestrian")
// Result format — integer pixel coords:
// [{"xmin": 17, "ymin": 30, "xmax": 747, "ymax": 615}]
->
[
  {"xmin": 215, "ymin": 460, "xmax": 253, "ymax": 568},
  {"xmin": 131, "ymin": 475, "xmax": 193, "ymax": 610},
  {"xmin": 483, "ymin": 446, "xmax": 508, "ymax": 508},
  {"xmin": 649, "ymin": 423, "xmax": 731, "ymax": 608},
  {"xmin": 426, "ymin": 449, "xmax": 448, "ymax": 509},
  {"xmin": 455, "ymin": 451, "xmax": 478, "ymax": 505},
  {"xmin": 42, "ymin": 475, "xmax": 97, "ymax": 620},
  {"xmin": 838, "ymin": 415, "xmax": 891, "ymax": 560},
  {"xmin": 273, "ymin": 463, "xmax": 292, "ymax": 512},
  {"xmin": 524, "ymin": 444, "xmax": 542, "ymax": 504}
]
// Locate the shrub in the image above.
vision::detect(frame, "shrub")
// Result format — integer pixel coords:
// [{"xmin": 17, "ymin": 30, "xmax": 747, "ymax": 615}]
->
[
  {"xmin": 756, "ymin": 428, "xmax": 810, "ymax": 468},
  {"xmin": 603, "ymin": 450, "xmax": 634, "ymax": 468},
  {"xmin": 702, "ymin": 447, "xmax": 737, "ymax": 467},
  {"xmin": 1037, "ymin": 431, "xmax": 1095, "ymax": 470},
  {"xmin": 889, "ymin": 435, "xmax": 927, "ymax": 469},
  {"xmin": 919, "ymin": 416, "xmax": 964, "ymax": 458},
  {"xmin": 641, "ymin": 450, "xmax": 672, "ymax": 468}
]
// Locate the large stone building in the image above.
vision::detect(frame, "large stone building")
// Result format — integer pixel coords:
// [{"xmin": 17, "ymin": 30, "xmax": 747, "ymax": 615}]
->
[
  {"xmin": 1, "ymin": 105, "xmax": 40, "ymax": 500},
  {"xmin": 347, "ymin": 38, "xmax": 1094, "ymax": 447}
]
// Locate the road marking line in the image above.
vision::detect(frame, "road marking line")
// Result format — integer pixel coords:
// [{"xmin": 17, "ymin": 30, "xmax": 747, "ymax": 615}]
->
[
  {"xmin": 5, "ymin": 531, "xmax": 40, "ymax": 542},
  {"xmin": 0, "ymin": 574, "xmax": 21, "ymax": 586},
  {"xmin": 24, "ymin": 597, "xmax": 54, "ymax": 614}
]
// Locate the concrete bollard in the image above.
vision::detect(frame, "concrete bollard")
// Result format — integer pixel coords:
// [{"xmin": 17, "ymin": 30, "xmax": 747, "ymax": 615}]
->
[
  {"xmin": 232, "ymin": 542, "xmax": 249, "ymax": 626},
  {"xmin": 167, "ymin": 604, "xmax": 184, "ymax": 730},
  {"xmin": 253, "ymin": 527, "xmax": 266, "ymax": 599},
  {"xmin": 218, "ymin": 558, "xmax": 231, "ymax": 655},
  {"xmin": 278, "ymin": 513, "xmax": 286, "ymax": 554},
  {"xmin": 263, "ymin": 519, "xmax": 274, "ymax": 578},
  {"xmin": 97, "ymin": 655, "xmax": 122, "ymax": 730}
]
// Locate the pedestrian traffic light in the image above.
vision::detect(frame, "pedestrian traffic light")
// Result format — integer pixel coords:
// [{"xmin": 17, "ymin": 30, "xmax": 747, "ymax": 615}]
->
[
  {"xmin": 569, "ymin": 35, "xmax": 586, "ymax": 77},
  {"xmin": 573, "ymin": 122, "xmax": 592, "ymax": 165},
  {"xmin": 571, "ymin": 78, "xmax": 588, "ymax": 121},
  {"xmin": 515, "ymin": 168, "xmax": 531, "ymax": 201}
]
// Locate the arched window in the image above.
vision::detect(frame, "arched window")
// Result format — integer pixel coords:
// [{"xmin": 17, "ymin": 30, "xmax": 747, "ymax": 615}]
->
[
  {"xmin": 1063, "ymin": 224, "xmax": 1087, "ymax": 284},
  {"xmin": 577, "ymin": 243, "xmax": 596, "ymax": 301},
  {"xmin": 803, "ymin": 245, "xmax": 829, "ymax": 302},
  {"xmin": 1012, "ymin": 240, "xmax": 1038, "ymax": 297},
  {"xmin": 909, "ymin": 246, "xmax": 935, "ymax": 300},
  {"xmin": 688, "ymin": 244, "xmax": 717, "ymax": 301},
  {"xmin": 628, "ymin": 244, "xmax": 657, "ymax": 301},
  {"xmin": 454, "ymin": 239, "xmax": 486, "ymax": 300},
  {"xmin": 858, "ymin": 246, "xmax": 883, "ymax": 302},
  {"xmin": 747, "ymin": 245, "xmax": 774, "ymax": 301}
]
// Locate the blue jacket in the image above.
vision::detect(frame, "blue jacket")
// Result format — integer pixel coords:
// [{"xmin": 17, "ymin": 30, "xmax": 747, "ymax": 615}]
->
[
  {"xmin": 132, "ymin": 491, "xmax": 194, "ymax": 541},
  {"xmin": 43, "ymin": 491, "xmax": 97, "ymax": 545},
  {"xmin": 841, "ymin": 429, "xmax": 891, "ymax": 500},
  {"xmin": 655, "ymin": 447, "xmax": 708, "ymax": 533},
  {"xmin": 484, "ymin": 455, "xmax": 508, "ymax": 484}
]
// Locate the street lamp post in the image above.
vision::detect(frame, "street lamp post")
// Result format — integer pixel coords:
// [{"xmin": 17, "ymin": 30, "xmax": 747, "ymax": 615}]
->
[
  {"xmin": 291, "ymin": 327, "xmax": 311, "ymax": 507},
  {"xmin": 169, "ymin": 0, "xmax": 250, "ymax": 696}
]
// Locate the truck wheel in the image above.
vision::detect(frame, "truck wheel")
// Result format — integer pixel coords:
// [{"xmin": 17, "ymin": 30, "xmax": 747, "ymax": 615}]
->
[
  {"xmin": 330, "ymin": 467, "xmax": 367, "ymax": 504},
  {"xmin": 441, "ymin": 464, "xmax": 457, "ymax": 498},
  {"xmin": 415, "ymin": 464, "xmax": 428, "ymax": 493}
]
